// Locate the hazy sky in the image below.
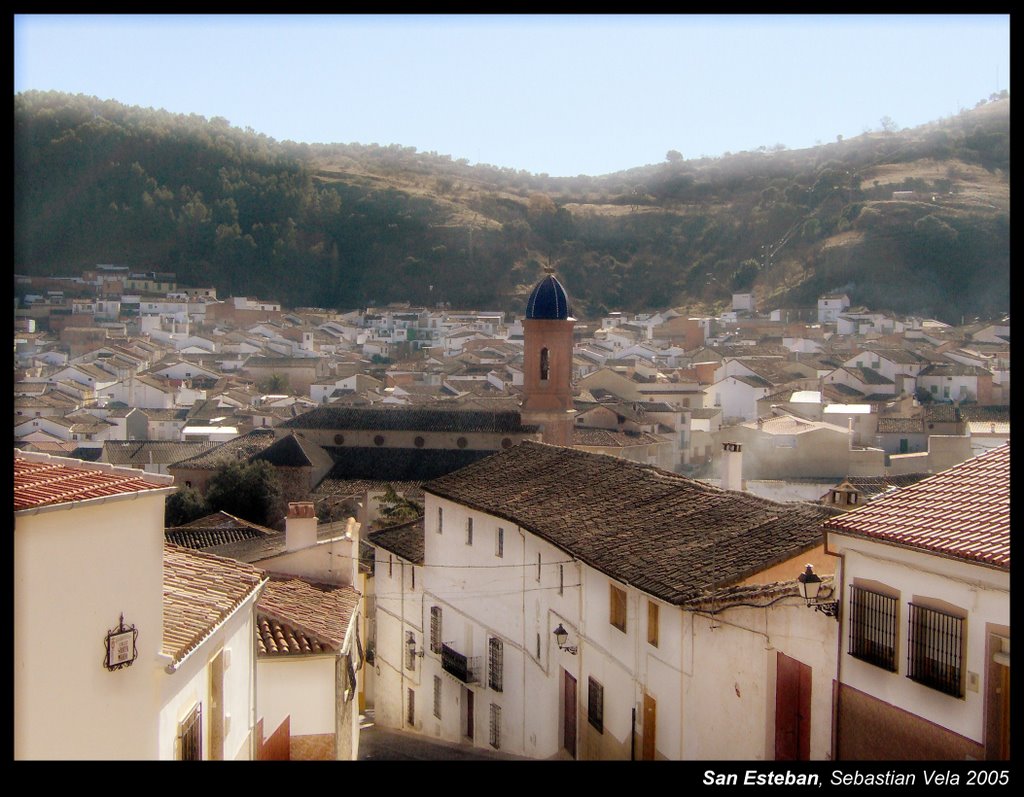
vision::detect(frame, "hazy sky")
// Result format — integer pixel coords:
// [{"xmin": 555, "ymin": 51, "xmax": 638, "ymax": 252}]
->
[{"xmin": 14, "ymin": 14, "xmax": 1010, "ymax": 177}]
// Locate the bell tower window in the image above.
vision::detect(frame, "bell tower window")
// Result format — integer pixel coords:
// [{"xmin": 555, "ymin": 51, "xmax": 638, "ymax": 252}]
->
[{"xmin": 540, "ymin": 347, "xmax": 550, "ymax": 381}]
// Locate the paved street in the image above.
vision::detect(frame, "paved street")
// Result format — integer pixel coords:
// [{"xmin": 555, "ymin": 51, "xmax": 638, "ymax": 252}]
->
[{"xmin": 358, "ymin": 711, "xmax": 533, "ymax": 761}]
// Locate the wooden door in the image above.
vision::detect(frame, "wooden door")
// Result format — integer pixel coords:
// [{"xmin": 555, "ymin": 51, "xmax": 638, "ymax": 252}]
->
[
  {"xmin": 775, "ymin": 652, "xmax": 811, "ymax": 760},
  {"xmin": 465, "ymin": 687, "xmax": 474, "ymax": 740},
  {"xmin": 563, "ymin": 669, "xmax": 577, "ymax": 758},
  {"xmin": 642, "ymin": 693, "xmax": 656, "ymax": 760}
]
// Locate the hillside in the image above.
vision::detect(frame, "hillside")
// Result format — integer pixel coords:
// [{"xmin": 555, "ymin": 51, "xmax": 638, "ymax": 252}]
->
[{"xmin": 14, "ymin": 90, "xmax": 1009, "ymax": 322}]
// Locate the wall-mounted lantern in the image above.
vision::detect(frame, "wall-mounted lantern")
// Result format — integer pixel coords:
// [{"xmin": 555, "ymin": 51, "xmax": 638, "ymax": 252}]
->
[{"xmin": 797, "ymin": 564, "xmax": 839, "ymax": 619}]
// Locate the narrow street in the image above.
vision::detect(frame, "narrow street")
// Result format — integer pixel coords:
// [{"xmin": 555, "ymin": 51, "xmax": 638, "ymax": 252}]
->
[{"xmin": 357, "ymin": 711, "xmax": 533, "ymax": 761}]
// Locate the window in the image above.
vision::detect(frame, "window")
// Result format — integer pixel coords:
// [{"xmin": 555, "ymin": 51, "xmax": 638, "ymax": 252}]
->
[
  {"xmin": 908, "ymin": 602, "xmax": 964, "ymax": 697},
  {"xmin": 540, "ymin": 347, "xmax": 550, "ymax": 381},
  {"xmin": 495, "ymin": 527, "xmax": 504, "ymax": 558},
  {"xmin": 178, "ymin": 703, "xmax": 202, "ymax": 760},
  {"xmin": 405, "ymin": 631, "xmax": 416, "ymax": 671},
  {"xmin": 559, "ymin": 565, "xmax": 564, "ymax": 596},
  {"xmin": 430, "ymin": 606, "xmax": 442, "ymax": 654},
  {"xmin": 466, "ymin": 517, "xmax": 473, "ymax": 545},
  {"xmin": 610, "ymin": 584, "xmax": 627, "ymax": 633},
  {"xmin": 537, "ymin": 552, "xmax": 542, "ymax": 582},
  {"xmin": 437, "ymin": 506, "xmax": 443, "ymax": 534},
  {"xmin": 388, "ymin": 555, "xmax": 393, "ymax": 579},
  {"xmin": 588, "ymin": 677, "xmax": 604, "ymax": 733},
  {"xmin": 488, "ymin": 637, "xmax": 503, "ymax": 692},
  {"xmin": 848, "ymin": 585, "xmax": 898, "ymax": 671},
  {"xmin": 433, "ymin": 676, "xmax": 442, "ymax": 719},
  {"xmin": 411, "ymin": 567, "xmax": 415, "ymax": 590},
  {"xmin": 536, "ymin": 633, "xmax": 541, "ymax": 660},
  {"xmin": 489, "ymin": 703, "xmax": 502, "ymax": 749},
  {"xmin": 647, "ymin": 600, "xmax": 659, "ymax": 648},
  {"xmin": 407, "ymin": 688, "xmax": 415, "ymax": 726}
]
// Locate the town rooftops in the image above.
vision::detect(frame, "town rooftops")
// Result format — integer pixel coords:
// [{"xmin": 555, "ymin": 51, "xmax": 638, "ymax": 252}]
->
[
  {"xmin": 423, "ymin": 441, "xmax": 835, "ymax": 605},
  {"xmin": 824, "ymin": 444, "xmax": 1009, "ymax": 570},
  {"xmin": 168, "ymin": 428, "xmax": 277, "ymax": 469},
  {"xmin": 14, "ymin": 450, "xmax": 174, "ymax": 512},
  {"xmin": 162, "ymin": 543, "xmax": 267, "ymax": 668},
  {"xmin": 278, "ymin": 404, "xmax": 539, "ymax": 434},
  {"xmin": 165, "ymin": 511, "xmax": 278, "ymax": 550},
  {"xmin": 256, "ymin": 575, "xmax": 360, "ymax": 655}
]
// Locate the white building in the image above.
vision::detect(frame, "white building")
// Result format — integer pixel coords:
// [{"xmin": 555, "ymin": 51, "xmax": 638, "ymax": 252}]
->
[
  {"xmin": 824, "ymin": 445, "xmax": 1009, "ymax": 759},
  {"xmin": 368, "ymin": 441, "xmax": 840, "ymax": 760},
  {"xmin": 15, "ymin": 451, "xmax": 266, "ymax": 759}
]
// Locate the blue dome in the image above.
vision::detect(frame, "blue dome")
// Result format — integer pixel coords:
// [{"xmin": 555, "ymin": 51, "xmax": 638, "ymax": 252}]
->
[{"xmin": 525, "ymin": 274, "xmax": 571, "ymax": 320}]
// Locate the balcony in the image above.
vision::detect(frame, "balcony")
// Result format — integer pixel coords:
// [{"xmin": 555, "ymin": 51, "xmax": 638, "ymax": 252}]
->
[{"xmin": 441, "ymin": 643, "xmax": 481, "ymax": 684}]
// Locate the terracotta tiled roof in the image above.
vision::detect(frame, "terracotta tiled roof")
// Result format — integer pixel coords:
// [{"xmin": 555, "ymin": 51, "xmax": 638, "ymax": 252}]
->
[
  {"xmin": 162, "ymin": 543, "xmax": 267, "ymax": 667},
  {"xmin": 367, "ymin": 517, "xmax": 425, "ymax": 565},
  {"xmin": 256, "ymin": 576, "xmax": 360, "ymax": 655},
  {"xmin": 102, "ymin": 440, "xmax": 219, "ymax": 467},
  {"xmin": 424, "ymin": 442, "xmax": 835, "ymax": 605},
  {"xmin": 14, "ymin": 450, "xmax": 173, "ymax": 511},
  {"xmin": 876, "ymin": 416, "xmax": 924, "ymax": 434},
  {"xmin": 572, "ymin": 428, "xmax": 665, "ymax": 447},
  {"xmin": 824, "ymin": 444, "xmax": 1009, "ymax": 569},
  {"xmin": 167, "ymin": 428, "xmax": 277, "ymax": 469}
]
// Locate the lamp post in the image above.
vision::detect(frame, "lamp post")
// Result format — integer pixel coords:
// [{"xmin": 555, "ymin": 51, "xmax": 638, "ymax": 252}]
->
[
  {"xmin": 553, "ymin": 623, "xmax": 578, "ymax": 655},
  {"xmin": 797, "ymin": 564, "xmax": 839, "ymax": 619}
]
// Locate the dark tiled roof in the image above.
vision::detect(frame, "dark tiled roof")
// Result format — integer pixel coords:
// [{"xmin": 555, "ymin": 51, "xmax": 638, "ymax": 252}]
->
[
  {"xmin": 837, "ymin": 473, "xmax": 931, "ymax": 499},
  {"xmin": 256, "ymin": 576, "xmax": 360, "ymax": 655},
  {"xmin": 250, "ymin": 433, "xmax": 315, "ymax": 468},
  {"xmin": 842, "ymin": 366, "xmax": 894, "ymax": 385},
  {"xmin": 320, "ymin": 446, "xmax": 496, "ymax": 482},
  {"xmin": 962, "ymin": 405, "xmax": 1011, "ymax": 423},
  {"xmin": 825, "ymin": 444, "xmax": 1009, "ymax": 569},
  {"xmin": 920, "ymin": 362, "xmax": 991, "ymax": 377},
  {"xmin": 166, "ymin": 511, "xmax": 278, "ymax": 549},
  {"xmin": 876, "ymin": 416, "xmax": 924, "ymax": 434},
  {"xmin": 102, "ymin": 440, "xmax": 219, "ymax": 467},
  {"xmin": 572, "ymin": 428, "xmax": 665, "ymax": 447},
  {"xmin": 279, "ymin": 404, "xmax": 538, "ymax": 434},
  {"xmin": 168, "ymin": 428, "xmax": 277, "ymax": 469},
  {"xmin": 367, "ymin": 517, "xmax": 426, "ymax": 565},
  {"xmin": 423, "ymin": 442, "xmax": 834, "ymax": 605},
  {"xmin": 162, "ymin": 543, "xmax": 267, "ymax": 667}
]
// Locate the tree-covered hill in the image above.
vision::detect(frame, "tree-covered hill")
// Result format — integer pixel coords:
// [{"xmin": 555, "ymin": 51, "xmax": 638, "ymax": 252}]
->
[{"xmin": 15, "ymin": 90, "xmax": 1009, "ymax": 322}]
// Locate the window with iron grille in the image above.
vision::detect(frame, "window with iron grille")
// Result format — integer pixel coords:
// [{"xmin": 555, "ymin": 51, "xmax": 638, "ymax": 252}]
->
[
  {"xmin": 466, "ymin": 517, "xmax": 473, "ymax": 545},
  {"xmin": 908, "ymin": 603, "xmax": 965, "ymax": 697},
  {"xmin": 496, "ymin": 527, "xmax": 504, "ymax": 558},
  {"xmin": 433, "ymin": 676, "xmax": 442, "ymax": 719},
  {"xmin": 430, "ymin": 606, "xmax": 442, "ymax": 654},
  {"xmin": 178, "ymin": 703, "xmax": 202, "ymax": 760},
  {"xmin": 407, "ymin": 688, "xmax": 415, "ymax": 726},
  {"xmin": 559, "ymin": 564, "xmax": 564, "ymax": 596},
  {"xmin": 848, "ymin": 585, "xmax": 898, "ymax": 671},
  {"xmin": 488, "ymin": 637, "xmax": 503, "ymax": 692},
  {"xmin": 489, "ymin": 703, "xmax": 501, "ymax": 749},
  {"xmin": 437, "ymin": 506, "xmax": 443, "ymax": 534},
  {"xmin": 536, "ymin": 552, "xmax": 542, "ymax": 582},
  {"xmin": 405, "ymin": 631, "xmax": 416, "ymax": 671},
  {"xmin": 588, "ymin": 677, "xmax": 604, "ymax": 733}
]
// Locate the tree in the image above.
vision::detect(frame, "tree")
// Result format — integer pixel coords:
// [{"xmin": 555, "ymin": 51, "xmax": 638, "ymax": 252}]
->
[
  {"xmin": 880, "ymin": 116, "xmax": 898, "ymax": 134},
  {"xmin": 665, "ymin": 149, "xmax": 683, "ymax": 163},
  {"xmin": 165, "ymin": 487, "xmax": 209, "ymax": 527},
  {"xmin": 372, "ymin": 485, "xmax": 424, "ymax": 529},
  {"xmin": 204, "ymin": 459, "xmax": 282, "ymax": 527}
]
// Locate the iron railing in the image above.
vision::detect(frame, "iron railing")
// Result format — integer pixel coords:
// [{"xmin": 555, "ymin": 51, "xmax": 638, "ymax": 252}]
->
[
  {"xmin": 441, "ymin": 642, "xmax": 481, "ymax": 684},
  {"xmin": 908, "ymin": 603, "xmax": 964, "ymax": 697},
  {"xmin": 848, "ymin": 585, "xmax": 898, "ymax": 671}
]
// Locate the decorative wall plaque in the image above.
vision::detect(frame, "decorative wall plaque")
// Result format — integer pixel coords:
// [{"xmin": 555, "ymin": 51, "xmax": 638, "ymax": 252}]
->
[{"xmin": 104, "ymin": 613, "xmax": 138, "ymax": 671}]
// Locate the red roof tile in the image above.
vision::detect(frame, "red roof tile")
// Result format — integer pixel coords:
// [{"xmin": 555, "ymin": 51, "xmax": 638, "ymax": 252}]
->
[
  {"xmin": 256, "ymin": 576, "xmax": 360, "ymax": 656},
  {"xmin": 163, "ymin": 543, "xmax": 267, "ymax": 666},
  {"xmin": 14, "ymin": 450, "xmax": 172, "ymax": 512},
  {"xmin": 824, "ymin": 444, "xmax": 1009, "ymax": 569}
]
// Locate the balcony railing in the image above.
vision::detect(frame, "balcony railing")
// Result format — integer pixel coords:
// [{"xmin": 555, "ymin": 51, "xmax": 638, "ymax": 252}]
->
[{"xmin": 441, "ymin": 643, "xmax": 481, "ymax": 684}]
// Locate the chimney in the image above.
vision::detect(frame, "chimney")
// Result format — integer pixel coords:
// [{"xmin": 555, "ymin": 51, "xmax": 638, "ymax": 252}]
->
[
  {"xmin": 286, "ymin": 501, "xmax": 318, "ymax": 552},
  {"xmin": 721, "ymin": 442, "xmax": 744, "ymax": 492}
]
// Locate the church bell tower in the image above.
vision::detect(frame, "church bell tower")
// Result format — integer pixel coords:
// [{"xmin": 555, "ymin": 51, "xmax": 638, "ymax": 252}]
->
[{"xmin": 521, "ymin": 270, "xmax": 575, "ymax": 446}]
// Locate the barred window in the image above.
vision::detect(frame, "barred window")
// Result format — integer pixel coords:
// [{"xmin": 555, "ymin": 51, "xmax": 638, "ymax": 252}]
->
[
  {"xmin": 407, "ymin": 687, "xmax": 415, "ymax": 726},
  {"xmin": 430, "ymin": 606, "xmax": 442, "ymax": 654},
  {"xmin": 559, "ymin": 564, "xmax": 564, "ymax": 596},
  {"xmin": 433, "ymin": 676, "xmax": 442, "ymax": 720},
  {"xmin": 488, "ymin": 637, "xmax": 503, "ymax": 692},
  {"xmin": 588, "ymin": 677, "xmax": 604, "ymax": 733},
  {"xmin": 178, "ymin": 703, "xmax": 202, "ymax": 760},
  {"xmin": 466, "ymin": 517, "xmax": 473, "ymax": 546},
  {"xmin": 908, "ymin": 603, "xmax": 965, "ymax": 697},
  {"xmin": 489, "ymin": 703, "xmax": 502, "ymax": 749},
  {"xmin": 437, "ymin": 506, "xmax": 443, "ymax": 534},
  {"xmin": 537, "ymin": 552, "xmax": 542, "ymax": 582},
  {"xmin": 496, "ymin": 527, "xmax": 504, "ymax": 558},
  {"xmin": 610, "ymin": 584, "xmax": 627, "ymax": 633},
  {"xmin": 848, "ymin": 585, "xmax": 898, "ymax": 671}
]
